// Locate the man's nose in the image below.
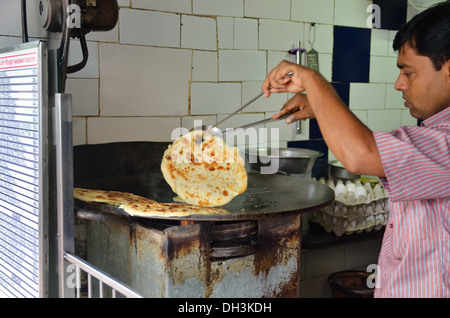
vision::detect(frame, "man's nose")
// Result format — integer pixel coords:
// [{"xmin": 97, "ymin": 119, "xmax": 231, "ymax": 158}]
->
[{"xmin": 394, "ymin": 74, "xmax": 406, "ymax": 91}]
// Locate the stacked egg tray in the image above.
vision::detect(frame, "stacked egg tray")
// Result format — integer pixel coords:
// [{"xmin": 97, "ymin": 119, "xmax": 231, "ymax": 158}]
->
[{"xmin": 310, "ymin": 178, "xmax": 389, "ymax": 236}]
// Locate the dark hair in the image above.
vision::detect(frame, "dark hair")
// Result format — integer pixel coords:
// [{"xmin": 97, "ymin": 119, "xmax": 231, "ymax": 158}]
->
[{"xmin": 393, "ymin": 0, "xmax": 450, "ymax": 70}]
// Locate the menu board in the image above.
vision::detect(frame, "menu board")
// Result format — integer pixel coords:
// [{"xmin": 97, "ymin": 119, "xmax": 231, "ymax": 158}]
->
[{"xmin": 0, "ymin": 42, "xmax": 48, "ymax": 298}]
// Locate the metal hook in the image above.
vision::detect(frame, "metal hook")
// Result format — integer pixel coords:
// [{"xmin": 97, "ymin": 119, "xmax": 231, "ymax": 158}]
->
[{"xmin": 308, "ymin": 23, "xmax": 316, "ymax": 49}]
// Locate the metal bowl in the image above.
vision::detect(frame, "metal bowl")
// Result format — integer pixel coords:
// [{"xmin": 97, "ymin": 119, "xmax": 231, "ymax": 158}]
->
[
  {"xmin": 329, "ymin": 160, "xmax": 360, "ymax": 180},
  {"xmin": 246, "ymin": 148, "xmax": 323, "ymax": 175}
]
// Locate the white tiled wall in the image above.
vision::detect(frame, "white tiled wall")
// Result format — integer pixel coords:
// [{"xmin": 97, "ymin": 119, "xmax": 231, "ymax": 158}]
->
[{"xmin": 0, "ymin": 0, "xmax": 423, "ymax": 146}]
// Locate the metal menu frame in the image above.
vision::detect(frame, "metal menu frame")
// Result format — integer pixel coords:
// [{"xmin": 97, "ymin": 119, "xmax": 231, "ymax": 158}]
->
[{"xmin": 0, "ymin": 41, "xmax": 49, "ymax": 298}]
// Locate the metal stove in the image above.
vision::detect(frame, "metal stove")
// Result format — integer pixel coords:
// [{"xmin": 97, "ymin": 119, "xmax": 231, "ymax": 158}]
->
[{"xmin": 73, "ymin": 142, "xmax": 334, "ymax": 298}]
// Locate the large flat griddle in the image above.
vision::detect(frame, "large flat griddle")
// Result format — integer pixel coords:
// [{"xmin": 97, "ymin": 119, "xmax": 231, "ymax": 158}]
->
[{"xmin": 74, "ymin": 172, "xmax": 334, "ymax": 221}]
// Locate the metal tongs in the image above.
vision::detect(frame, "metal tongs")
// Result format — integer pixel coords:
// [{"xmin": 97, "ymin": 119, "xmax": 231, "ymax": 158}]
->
[{"xmin": 196, "ymin": 72, "xmax": 293, "ymax": 143}]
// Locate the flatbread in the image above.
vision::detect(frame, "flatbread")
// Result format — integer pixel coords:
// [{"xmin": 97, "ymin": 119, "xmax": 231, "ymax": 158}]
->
[
  {"xmin": 74, "ymin": 188, "xmax": 228, "ymax": 218},
  {"xmin": 161, "ymin": 130, "xmax": 247, "ymax": 207},
  {"xmin": 74, "ymin": 188, "xmax": 156, "ymax": 206}
]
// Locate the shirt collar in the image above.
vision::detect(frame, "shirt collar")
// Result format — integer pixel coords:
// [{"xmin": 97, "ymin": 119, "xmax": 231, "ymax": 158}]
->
[{"xmin": 421, "ymin": 106, "xmax": 450, "ymax": 127}]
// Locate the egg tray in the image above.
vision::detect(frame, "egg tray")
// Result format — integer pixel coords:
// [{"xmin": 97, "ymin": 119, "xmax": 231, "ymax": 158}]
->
[{"xmin": 310, "ymin": 198, "xmax": 389, "ymax": 236}]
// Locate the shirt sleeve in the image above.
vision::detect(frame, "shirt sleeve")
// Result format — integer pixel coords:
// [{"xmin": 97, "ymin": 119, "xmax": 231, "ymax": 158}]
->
[{"xmin": 373, "ymin": 126, "xmax": 450, "ymax": 202}]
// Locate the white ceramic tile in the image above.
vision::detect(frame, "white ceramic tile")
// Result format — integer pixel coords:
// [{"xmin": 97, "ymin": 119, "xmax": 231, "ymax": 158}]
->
[
  {"xmin": 370, "ymin": 56, "xmax": 398, "ymax": 83},
  {"xmin": 132, "ymin": 0, "xmax": 191, "ymax": 13},
  {"xmin": 85, "ymin": 24, "xmax": 119, "ymax": 43},
  {"xmin": 351, "ymin": 110, "xmax": 368, "ymax": 126},
  {"xmin": 117, "ymin": 0, "xmax": 130, "ymax": 7},
  {"xmin": 72, "ymin": 117, "xmax": 87, "ymax": 146},
  {"xmin": 244, "ymin": 0, "xmax": 291, "ymax": 20},
  {"xmin": 99, "ymin": 43, "xmax": 191, "ymax": 116},
  {"xmin": 181, "ymin": 116, "xmax": 217, "ymax": 130},
  {"xmin": 308, "ymin": 24, "xmax": 333, "ymax": 54},
  {"xmin": 349, "ymin": 83, "xmax": 386, "ymax": 110},
  {"xmin": 218, "ymin": 50, "xmax": 266, "ymax": 81},
  {"xmin": 265, "ymin": 111, "xmax": 310, "ymax": 142},
  {"xmin": 0, "ymin": 36, "xmax": 22, "ymax": 48},
  {"xmin": 318, "ymin": 53, "xmax": 333, "ymax": 82},
  {"xmin": 217, "ymin": 17, "xmax": 234, "ymax": 49},
  {"xmin": 192, "ymin": 51, "xmax": 218, "ymax": 82},
  {"xmin": 388, "ymin": 30, "xmax": 399, "ymax": 57},
  {"xmin": 87, "ymin": 117, "xmax": 181, "ymax": 143},
  {"xmin": 292, "ymin": 0, "xmax": 335, "ymax": 24},
  {"xmin": 67, "ymin": 40, "xmax": 99, "ymax": 79},
  {"xmin": 268, "ymin": 51, "xmax": 291, "ymax": 72},
  {"xmin": 234, "ymin": 18, "xmax": 258, "ymax": 50},
  {"xmin": 241, "ymin": 82, "xmax": 288, "ymax": 112},
  {"xmin": 0, "ymin": 1, "xmax": 25, "ymax": 37},
  {"xmin": 334, "ymin": 0, "xmax": 373, "ymax": 28},
  {"xmin": 385, "ymin": 85, "xmax": 404, "ymax": 109},
  {"xmin": 401, "ymin": 109, "xmax": 418, "ymax": 126},
  {"xmin": 193, "ymin": 0, "xmax": 244, "ymax": 17},
  {"xmin": 371, "ymin": 29, "xmax": 390, "ymax": 56},
  {"xmin": 181, "ymin": 15, "xmax": 216, "ymax": 51},
  {"xmin": 259, "ymin": 19, "xmax": 305, "ymax": 51},
  {"xmin": 191, "ymin": 82, "xmax": 241, "ymax": 115},
  {"xmin": 367, "ymin": 110, "xmax": 401, "ymax": 132},
  {"xmin": 66, "ymin": 78, "xmax": 99, "ymax": 116},
  {"xmin": 119, "ymin": 8, "xmax": 180, "ymax": 47}
]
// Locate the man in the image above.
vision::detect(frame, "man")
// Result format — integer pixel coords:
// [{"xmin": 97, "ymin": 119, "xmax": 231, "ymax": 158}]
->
[{"xmin": 262, "ymin": 1, "xmax": 450, "ymax": 297}]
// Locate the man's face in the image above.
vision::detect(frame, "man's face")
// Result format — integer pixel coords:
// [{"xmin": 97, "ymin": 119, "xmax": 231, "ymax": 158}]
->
[{"xmin": 394, "ymin": 44, "xmax": 450, "ymax": 120}]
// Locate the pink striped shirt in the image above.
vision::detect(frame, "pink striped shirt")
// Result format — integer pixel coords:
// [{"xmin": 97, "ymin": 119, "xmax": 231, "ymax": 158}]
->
[{"xmin": 373, "ymin": 106, "xmax": 450, "ymax": 298}]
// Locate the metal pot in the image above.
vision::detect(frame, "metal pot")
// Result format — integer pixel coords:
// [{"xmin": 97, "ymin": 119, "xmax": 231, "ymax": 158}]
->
[
  {"xmin": 329, "ymin": 160, "xmax": 360, "ymax": 180},
  {"xmin": 246, "ymin": 148, "xmax": 323, "ymax": 175}
]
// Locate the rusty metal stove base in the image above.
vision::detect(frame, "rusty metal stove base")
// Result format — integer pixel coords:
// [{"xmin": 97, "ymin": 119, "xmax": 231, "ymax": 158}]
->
[{"xmin": 82, "ymin": 213, "xmax": 302, "ymax": 298}]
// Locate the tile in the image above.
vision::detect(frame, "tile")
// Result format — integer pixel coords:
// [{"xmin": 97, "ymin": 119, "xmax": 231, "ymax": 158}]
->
[
  {"xmin": 373, "ymin": 0, "xmax": 407, "ymax": 30},
  {"xmin": 308, "ymin": 24, "xmax": 334, "ymax": 55},
  {"xmin": 371, "ymin": 28, "xmax": 390, "ymax": 56},
  {"xmin": 265, "ymin": 112, "xmax": 310, "ymax": 143},
  {"xmin": 67, "ymin": 41, "xmax": 99, "ymax": 79},
  {"xmin": 334, "ymin": 0, "xmax": 373, "ymax": 28},
  {"xmin": 352, "ymin": 110, "xmax": 368, "ymax": 126},
  {"xmin": 218, "ymin": 50, "xmax": 266, "ymax": 81},
  {"xmin": 132, "ymin": 0, "xmax": 192, "ymax": 13},
  {"xmin": 117, "ymin": 0, "xmax": 130, "ymax": 6},
  {"xmin": 65, "ymin": 78, "xmax": 99, "ymax": 116},
  {"xmin": 244, "ymin": 0, "xmax": 291, "ymax": 20},
  {"xmin": 99, "ymin": 43, "xmax": 191, "ymax": 116},
  {"xmin": 259, "ymin": 19, "xmax": 305, "ymax": 51},
  {"xmin": 401, "ymin": 110, "xmax": 419, "ymax": 126},
  {"xmin": 234, "ymin": 18, "xmax": 258, "ymax": 50},
  {"xmin": 385, "ymin": 84, "xmax": 404, "ymax": 109},
  {"xmin": 85, "ymin": 24, "xmax": 118, "ymax": 43},
  {"xmin": 119, "ymin": 8, "xmax": 180, "ymax": 47},
  {"xmin": 367, "ymin": 109, "xmax": 402, "ymax": 131},
  {"xmin": 181, "ymin": 116, "xmax": 217, "ymax": 130},
  {"xmin": 192, "ymin": 51, "xmax": 218, "ymax": 82},
  {"xmin": 349, "ymin": 83, "xmax": 385, "ymax": 110},
  {"xmin": 332, "ymin": 26, "xmax": 371, "ymax": 83},
  {"xmin": 370, "ymin": 56, "xmax": 398, "ymax": 83},
  {"xmin": 190, "ymin": 82, "xmax": 241, "ymax": 115},
  {"xmin": 217, "ymin": 17, "xmax": 234, "ymax": 49},
  {"xmin": 87, "ymin": 117, "xmax": 181, "ymax": 143},
  {"xmin": 331, "ymin": 82, "xmax": 350, "ymax": 105},
  {"xmin": 181, "ymin": 15, "xmax": 216, "ymax": 51},
  {"xmin": 292, "ymin": 0, "xmax": 335, "ymax": 24},
  {"xmin": 241, "ymin": 82, "xmax": 288, "ymax": 112},
  {"xmin": 193, "ymin": 0, "xmax": 244, "ymax": 17},
  {"xmin": 73, "ymin": 117, "xmax": 87, "ymax": 146}
]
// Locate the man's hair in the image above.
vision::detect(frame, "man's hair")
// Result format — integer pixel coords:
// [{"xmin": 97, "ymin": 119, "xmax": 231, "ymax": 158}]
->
[{"xmin": 393, "ymin": 0, "xmax": 450, "ymax": 70}]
